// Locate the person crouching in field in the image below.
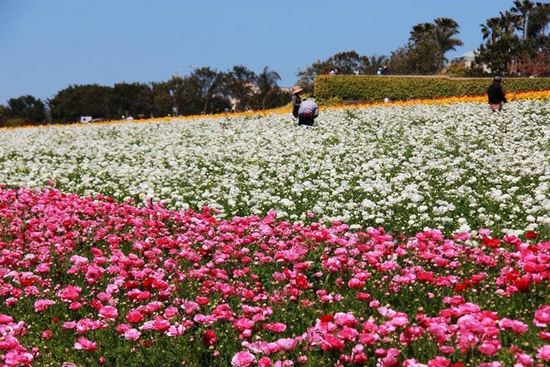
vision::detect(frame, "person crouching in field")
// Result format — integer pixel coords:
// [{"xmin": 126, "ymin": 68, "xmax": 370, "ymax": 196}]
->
[
  {"xmin": 297, "ymin": 97, "xmax": 319, "ymax": 126},
  {"xmin": 291, "ymin": 86, "xmax": 303, "ymax": 118},
  {"xmin": 487, "ymin": 75, "xmax": 507, "ymax": 112}
]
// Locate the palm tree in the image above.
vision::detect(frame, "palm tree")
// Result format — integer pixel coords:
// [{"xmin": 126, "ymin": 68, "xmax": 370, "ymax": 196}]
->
[
  {"xmin": 409, "ymin": 18, "xmax": 463, "ymax": 69},
  {"xmin": 499, "ymin": 10, "xmax": 521, "ymax": 35},
  {"xmin": 256, "ymin": 67, "xmax": 281, "ymax": 109},
  {"xmin": 527, "ymin": 2, "xmax": 550, "ymax": 39},
  {"xmin": 481, "ymin": 17, "xmax": 503, "ymax": 43},
  {"xmin": 433, "ymin": 17, "xmax": 464, "ymax": 62},
  {"xmin": 512, "ymin": 0, "xmax": 535, "ymax": 40},
  {"xmin": 366, "ymin": 55, "xmax": 389, "ymax": 74},
  {"xmin": 409, "ymin": 23, "xmax": 435, "ymax": 44},
  {"xmin": 227, "ymin": 65, "xmax": 257, "ymax": 111}
]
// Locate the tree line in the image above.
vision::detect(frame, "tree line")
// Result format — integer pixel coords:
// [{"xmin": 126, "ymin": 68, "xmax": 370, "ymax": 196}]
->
[
  {"xmin": 297, "ymin": 0, "xmax": 550, "ymax": 91},
  {"xmin": 0, "ymin": 66, "xmax": 288, "ymax": 125},
  {"xmin": 1, "ymin": 0, "xmax": 549, "ymax": 126}
]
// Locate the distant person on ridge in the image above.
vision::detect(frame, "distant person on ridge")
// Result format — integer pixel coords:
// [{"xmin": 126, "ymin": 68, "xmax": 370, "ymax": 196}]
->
[
  {"xmin": 487, "ymin": 75, "xmax": 507, "ymax": 112},
  {"xmin": 291, "ymin": 86, "xmax": 303, "ymax": 118},
  {"xmin": 297, "ymin": 97, "xmax": 319, "ymax": 126}
]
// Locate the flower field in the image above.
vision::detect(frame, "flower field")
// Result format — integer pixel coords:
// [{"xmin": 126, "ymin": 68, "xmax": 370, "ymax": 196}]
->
[
  {"xmin": 1, "ymin": 100, "xmax": 549, "ymax": 236},
  {"xmin": 0, "ymin": 100, "xmax": 549, "ymax": 366}
]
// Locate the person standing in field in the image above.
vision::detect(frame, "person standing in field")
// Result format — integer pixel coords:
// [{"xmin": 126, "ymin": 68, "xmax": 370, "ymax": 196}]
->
[
  {"xmin": 297, "ymin": 97, "xmax": 319, "ymax": 126},
  {"xmin": 291, "ymin": 86, "xmax": 303, "ymax": 118},
  {"xmin": 487, "ymin": 75, "xmax": 507, "ymax": 112}
]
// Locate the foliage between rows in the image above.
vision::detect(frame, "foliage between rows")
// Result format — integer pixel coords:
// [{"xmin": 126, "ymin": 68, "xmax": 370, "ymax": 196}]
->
[{"xmin": 314, "ymin": 75, "xmax": 550, "ymax": 102}]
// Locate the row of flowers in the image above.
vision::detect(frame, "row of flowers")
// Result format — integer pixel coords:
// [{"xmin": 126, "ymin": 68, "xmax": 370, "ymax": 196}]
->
[
  {"xmin": 0, "ymin": 187, "xmax": 548, "ymax": 366},
  {"xmin": 1, "ymin": 100, "xmax": 548, "ymax": 237}
]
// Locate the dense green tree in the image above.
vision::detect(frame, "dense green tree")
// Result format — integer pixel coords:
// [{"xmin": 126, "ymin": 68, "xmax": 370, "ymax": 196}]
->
[
  {"xmin": 0, "ymin": 104, "xmax": 9, "ymax": 125},
  {"xmin": 189, "ymin": 67, "xmax": 228, "ymax": 114},
  {"xmin": 48, "ymin": 85, "xmax": 112, "ymax": 122},
  {"xmin": 512, "ymin": 0, "xmax": 536, "ymax": 40},
  {"xmin": 296, "ymin": 59, "xmax": 333, "ymax": 93},
  {"xmin": 296, "ymin": 51, "xmax": 379, "ymax": 92},
  {"xmin": 173, "ymin": 76, "xmax": 205, "ymax": 115},
  {"xmin": 111, "ymin": 82, "xmax": 153, "ymax": 118},
  {"xmin": 6, "ymin": 95, "xmax": 47, "ymax": 123},
  {"xmin": 150, "ymin": 81, "xmax": 173, "ymax": 117},
  {"xmin": 475, "ymin": 0, "xmax": 550, "ymax": 74},
  {"xmin": 408, "ymin": 17, "xmax": 463, "ymax": 71},
  {"xmin": 365, "ymin": 55, "xmax": 389, "ymax": 75},
  {"xmin": 527, "ymin": 2, "xmax": 550, "ymax": 40},
  {"xmin": 387, "ymin": 46, "xmax": 412, "ymax": 74},
  {"xmin": 325, "ymin": 51, "xmax": 370, "ymax": 74},
  {"xmin": 225, "ymin": 65, "xmax": 257, "ymax": 111}
]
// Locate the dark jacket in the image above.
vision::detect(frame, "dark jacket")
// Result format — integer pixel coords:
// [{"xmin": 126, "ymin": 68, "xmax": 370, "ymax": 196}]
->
[
  {"xmin": 487, "ymin": 82, "xmax": 507, "ymax": 104},
  {"xmin": 291, "ymin": 94, "xmax": 301, "ymax": 117}
]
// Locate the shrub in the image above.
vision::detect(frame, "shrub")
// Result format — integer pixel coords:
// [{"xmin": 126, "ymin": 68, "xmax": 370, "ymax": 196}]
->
[{"xmin": 314, "ymin": 75, "xmax": 550, "ymax": 102}]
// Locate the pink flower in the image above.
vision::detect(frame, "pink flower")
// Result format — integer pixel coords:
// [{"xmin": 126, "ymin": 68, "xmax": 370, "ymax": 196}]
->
[
  {"xmin": 74, "ymin": 336, "xmax": 97, "ymax": 352},
  {"xmin": 334, "ymin": 312, "xmax": 357, "ymax": 327},
  {"xmin": 34, "ymin": 299, "xmax": 55, "ymax": 312},
  {"xmin": 427, "ymin": 356, "xmax": 450, "ymax": 367},
  {"xmin": 348, "ymin": 278, "xmax": 365, "ymax": 289},
  {"xmin": 123, "ymin": 328, "xmax": 141, "ymax": 341},
  {"xmin": 258, "ymin": 356, "xmax": 272, "ymax": 367},
  {"xmin": 57, "ymin": 285, "xmax": 82, "ymax": 301},
  {"xmin": 231, "ymin": 351, "xmax": 255, "ymax": 367},
  {"xmin": 534, "ymin": 306, "xmax": 550, "ymax": 327},
  {"xmin": 498, "ymin": 318, "xmax": 528, "ymax": 334},
  {"xmin": 264, "ymin": 322, "xmax": 287, "ymax": 333},
  {"xmin": 380, "ymin": 348, "xmax": 400, "ymax": 367},
  {"xmin": 99, "ymin": 305, "xmax": 118, "ymax": 320},
  {"xmin": 275, "ymin": 338, "xmax": 298, "ymax": 352},
  {"xmin": 478, "ymin": 340, "xmax": 501, "ymax": 356},
  {"xmin": 337, "ymin": 326, "xmax": 359, "ymax": 341},
  {"xmin": 297, "ymin": 355, "xmax": 308, "ymax": 364},
  {"xmin": 126, "ymin": 310, "xmax": 144, "ymax": 323},
  {"xmin": 537, "ymin": 345, "xmax": 550, "ymax": 361},
  {"xmin": 41, "ymin": 329, "xmax": 53, "ymax": 340}
]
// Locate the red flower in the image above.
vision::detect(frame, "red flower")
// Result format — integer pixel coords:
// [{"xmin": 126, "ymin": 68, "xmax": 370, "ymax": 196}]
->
[
  {"xmin": 319, "ymin": 314, "xmax": 334, "ymax": 323},
  {"xmin": 321, "ymin": 334, "xmax": 344, "ymax": 351},
  {"xmin": 524, "ymin": 231, "xmax": 537, "ymax": 239},
  {"xmin": 482, "ymin": 237, "xmax": 500, "ymax": 248},
  {"xmin": 514, "ymin": 276, "xmax": 531, "ymax": 292},
  {"xmin": 295, "ymin": 274, "xmax": 309, "ymax": 289},
  {"xmin": 454, "ymin": 283, "xmax": 467, "ymax": 292},
  {"xmin": 202, "ymin": 329, "xmax": 217, "ymax": 347}
]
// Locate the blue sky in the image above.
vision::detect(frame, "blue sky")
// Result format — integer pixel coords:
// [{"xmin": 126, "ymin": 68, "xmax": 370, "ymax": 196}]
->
[{"xmin": 1, "ymin": 0, "xmax": 514, "ymax": 104}]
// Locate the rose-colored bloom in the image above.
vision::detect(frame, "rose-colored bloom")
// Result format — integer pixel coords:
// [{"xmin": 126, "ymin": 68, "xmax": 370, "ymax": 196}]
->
[
  {"xmin": 427, "ymin": 356, "xmax": 451, "ymax": 367},
  {"xmin": 34, "ymin": 299, "xmax": 55, "ymax": 312},
  {"xmin": 478, "ymin": 340, "xmax": 501, "ymax": 356},
  {"xmin": 74, "ymin": 336, "xmax": 97, "ymax": 352},
  {"xmin": 126, "ymin": 310, "xmax": 144, "ymax": 324},
  {"xmin": 498, "ymin": 318, "xmax": 528, "ymax": 334},
  {"xmin": 202, "ymin": 329, "xmax": 217, "ymax": 347},
  {"xmin": 123, "ymin": 328, "xmax": 141, "ymax": 341},
  {"xmin": 264, "ymin": 322, "xmax": 287, "ymax": 333},
  {"xmin": 537, "ymin": 345, "xmax": 550, "ymax": 361},
  {"xmin": 231, "ymin": 351, "xmax": 255, "ymax": 367},
  {"xmin": 534, "ymin": 306, "xmax": 550, "ymax": 327},
  {"xmin": 258, "ymin": 356, "xmax": 272, "ymax": 367},
  {"xmin": 99, "ymin": 305, "xmax": 118, "ymax": 320},
  {"xmin": 57, "ymin": 285, "xmax": 82, "ymax": 301},
  {"xmin": 348, "ymin": 278, "xmax": 365, "ymax": 289}
]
